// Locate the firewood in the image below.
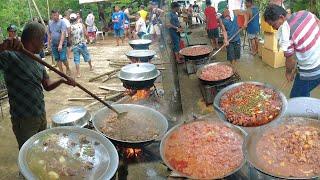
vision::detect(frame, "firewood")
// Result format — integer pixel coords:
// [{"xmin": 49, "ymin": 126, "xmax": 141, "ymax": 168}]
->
[
  {"xmin": 84, "ymin": 92, "xmax": 123, "ymax": 109},
  {"xmin": 88, "ymin": 68, "xmax": 120, "ymax": 82}
]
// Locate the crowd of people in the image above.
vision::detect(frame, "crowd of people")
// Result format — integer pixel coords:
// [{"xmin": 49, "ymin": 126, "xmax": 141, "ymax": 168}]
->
[
  {"xmin": 111, "ymin": 3, "xmax": 164, "ymax": 46},
  {"xmin": 166, "ymin": 0, "xmax": 319, "ymax": 98}
]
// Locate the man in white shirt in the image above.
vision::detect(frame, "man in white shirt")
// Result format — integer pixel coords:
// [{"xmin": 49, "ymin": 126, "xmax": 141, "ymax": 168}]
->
[{"xmin": 86, "ymin": 10, "xmax": 96, "ymax": 43}]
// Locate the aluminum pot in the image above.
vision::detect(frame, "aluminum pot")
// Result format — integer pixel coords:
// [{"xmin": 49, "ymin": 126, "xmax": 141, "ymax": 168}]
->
[
  {"xmin": 285, "ymin": 97, "xmax": 320, "ymax": 119},
  {"xmin": 118, "ymin": 63, "xmax": 160, "ymax": 90},
  {"xmin": 19, "ymin": 127, "xmax": 119, "ymax": 180},
  {"xmin": 128, "ymin": 39, "xmax": 152, "ymax": 50},
  {"xmin": 179, "ymin": 45, "xmax": 213, "ymax": 60},
  {"xmin": 92, "ymin": 104, "xmax": 168, "ymax": 147},
  {"xmin": 51, "ymin": 106, "xmax": 91, "ymax": 128},
  {"xmin": 196, "ymin": 62, "xmax": 235, "ymax": 85},
  {"xmin": 213, "ymin": 81, "xmax": 288, "ymax": 134},
  {"xmin": 160, "ymin": 119, "xmax": 247, "ymax": 179},
  {"xmin": 125, "ymin": 50, "xmax": 156, "ymax": 63},
  {"xmin": 245, "ymin": 117, "xmax": 320, "ymax": 179}
]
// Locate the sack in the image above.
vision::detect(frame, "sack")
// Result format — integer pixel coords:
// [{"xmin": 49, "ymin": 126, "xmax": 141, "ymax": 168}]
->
[{"xmin": 179, "ymin": 39, "xmax": 185, "ymax": 49}]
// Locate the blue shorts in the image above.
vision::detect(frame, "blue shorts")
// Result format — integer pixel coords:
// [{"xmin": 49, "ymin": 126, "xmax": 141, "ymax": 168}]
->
[
  {"xmin": 51, "ymin": 43, "xmax": 67, "ymax": 62},
  {"xmin": 114, "ymin": 29, "xmax": 124, "ymax": 37},
  {"xmin": 72, "ymin": 43, "xmax": 91, "ymax": 65}
]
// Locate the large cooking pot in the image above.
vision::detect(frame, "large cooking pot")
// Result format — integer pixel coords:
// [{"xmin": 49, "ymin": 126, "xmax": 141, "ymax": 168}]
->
[
  {"xmin": 245, "ymin": 117, "xmax": 320, "ymax": 179},
  {"xmin": 51, "ymin": 106, "xmax": 91, "ymax": 127},
  {"xmin": 160, "ymin": 119, "xmax": 247, "ymax": 179},
  {"xmin": 19, "ymin": 127, "xmax": 119, "ymax": 180},
  {"xmin": 196, "ymin": 62, "xmax": 235, "ymax": 85},
  {"xmin": 213, "ymin": 81, "xmax": 288, "ymax": 133},
  {"xmin": 92, "ymin": 104, "xmax": 168, "ymax": 147},
  {"xmin": 118, "ymin": 63, "xmax": 161, "ymax": 90},
  {"xmin": 179, "ymin": 45, "xmax": 213, "ymax": 60},
  {"xmin": 128, "ymin": 39, "xmax": 152, "ymax": 50},
  {"xmin": 286, "ymin": 97, "xmax": 320, "ymax": 119},
  {"xmin": 125, "ymin": 50, "xmax": 156, "ymax": 63}
]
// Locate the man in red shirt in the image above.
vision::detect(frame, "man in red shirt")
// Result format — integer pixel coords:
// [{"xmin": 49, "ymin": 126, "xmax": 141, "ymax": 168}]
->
[{"xmin": 204, "ymin": 0, "xmax": 219, "ymax": 49}]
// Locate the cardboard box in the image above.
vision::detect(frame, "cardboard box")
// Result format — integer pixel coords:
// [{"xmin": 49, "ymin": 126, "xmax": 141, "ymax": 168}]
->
[
  {"xmin": 262, "ymin": 47, "xmax": 285, "ymax": 68},
  {"xmin": 264, "ymin": 32, "xmax": 278, "ymax": 51},
  {"xmin": 261, "ymin": 17, "xmax": 277, "ymax": 33},
  {"xmin": 258, "ymin": 40, "xmax": 264, "ymax": 57}
]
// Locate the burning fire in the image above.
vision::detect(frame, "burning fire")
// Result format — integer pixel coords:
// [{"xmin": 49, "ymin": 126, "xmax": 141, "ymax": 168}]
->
[
  {"xmin": 132, "ymin": 89, "xmax": 151, "ymax": 101},
  {"xmin": 124, "ymin": 148, "xmax": 142, "ymax": 158}
]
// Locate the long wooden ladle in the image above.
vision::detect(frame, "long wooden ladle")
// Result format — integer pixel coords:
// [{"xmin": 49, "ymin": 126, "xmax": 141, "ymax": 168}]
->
[{"xmin": 20, "ymin": 48, "xmax": 127, "ymax": 119}]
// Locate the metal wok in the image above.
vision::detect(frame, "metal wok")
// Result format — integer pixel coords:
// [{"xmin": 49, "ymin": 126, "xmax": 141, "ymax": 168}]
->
[
  {"xmin": 213, "ymin": 81, "xmax": 288, "ymax": 133},
  {"xmin": 118, "ymin": 63, "xmax": 161, "ymax": 90},
  {"xmin": 160, "ymin": 119, "xmax": 247, "ymax": 179},
  {"xmin": 125, "ymin": 50, "xmax": 156, "ymax": 63},
  {"xmin": 92, "ymin": 104, "xmax": 168, "ymax": 146},
  {"xmin": 19, "ymin": 127, "xmax": 119, "ymax": 180},
  {"xmin": 128, "ymin": 39, "xmax": 152, "ymax": 50},
  {"xmin": 245, "ymin": 117, "xmax": 320, "ymax": 179},
  {"xmin": 179, "ymin": 45, "xmax": 213, "ymax": 60},
  {"xmin": 196, "ymin": 62, "xmax": 235, "ymax": 85}
]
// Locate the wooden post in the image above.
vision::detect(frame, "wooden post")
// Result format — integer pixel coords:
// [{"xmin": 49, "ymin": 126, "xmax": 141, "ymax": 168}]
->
[
  {"xmin": 30, "ymin": 0, "xmax": 46, "ymax": 26},
  {"xmin": 47, "ymin": 0, "xmax": 50, "ymax": 20},
  {"xmin": 27, "ymin": 0, "xmax": 33, "ymax": 20}
]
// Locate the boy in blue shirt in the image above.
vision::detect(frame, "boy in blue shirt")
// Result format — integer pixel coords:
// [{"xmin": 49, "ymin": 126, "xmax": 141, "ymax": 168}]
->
[
  {"xmin": 112, "ymin": 6, "xmax": 125, "ymax": 46},
  {"xmin": 219, "ymin": 8, "xmax": 245, "ymax": 65}
]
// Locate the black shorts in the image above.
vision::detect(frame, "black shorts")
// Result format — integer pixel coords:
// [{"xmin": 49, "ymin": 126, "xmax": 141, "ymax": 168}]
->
[
  {"xmin": 226, "ymin": 41, "xmax": 241, "ymax": 61},
  {"xmin": 207, "ymin": 28, "xmax": 219, "ymax": 39}
]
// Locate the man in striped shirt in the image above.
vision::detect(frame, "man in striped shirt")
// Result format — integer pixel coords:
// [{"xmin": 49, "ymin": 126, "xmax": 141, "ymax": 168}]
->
[{"xmin": 264, "ymin": 4, "xmax": 320, "ymax": 98}]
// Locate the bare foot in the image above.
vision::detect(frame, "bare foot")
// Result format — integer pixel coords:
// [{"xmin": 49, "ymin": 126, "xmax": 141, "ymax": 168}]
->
[
  {"xmin": 90, "ymin": 66, "xmax": 94, "ymax": 71},
  {"xmin": 66, "ymin": 69, "xmax": 71, "ymax": 76},
  {"xmin": 76, "ymin": 73, "xmax": 81, "ymax": 78}
]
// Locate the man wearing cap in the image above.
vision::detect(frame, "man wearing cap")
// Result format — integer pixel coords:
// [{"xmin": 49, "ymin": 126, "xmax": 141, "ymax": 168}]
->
[
  {"xmin": 7, "ymin": 24, "xmax": 19, "ymax": 39},
  {"xmin": 48, "ymin": 9, "xmax": 71, "ymax": 75},
  {"xmin": 69, "ymin": 13, "xmax": 93, "ymax": 78},
  {"xmin": 264, "ymin": 4, "xmax": 320, "ymax": 97},
  {"xmin": 138, "ymin": 5, "xmax": 148, "ymax": 22}
]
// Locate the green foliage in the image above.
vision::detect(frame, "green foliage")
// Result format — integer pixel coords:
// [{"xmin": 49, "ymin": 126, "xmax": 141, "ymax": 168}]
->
[{"xmin": 0, "ymin": 0, "xmax": 140, "ymax": 37}]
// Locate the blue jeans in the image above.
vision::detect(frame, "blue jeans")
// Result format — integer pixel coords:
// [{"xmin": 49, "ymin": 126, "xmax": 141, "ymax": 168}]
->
[
  {"xmin": 290, "ymin": 73, "xmax": 320, "ymax": 98},
  {"xmin": 72, "ymin": 43, "xmax": 91, "ymax": 65}
]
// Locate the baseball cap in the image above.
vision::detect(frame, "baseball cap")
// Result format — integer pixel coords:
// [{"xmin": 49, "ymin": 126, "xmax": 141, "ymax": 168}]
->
[
  {"xmin": 7, "ymin": 24, "xmax": 17, "ymax": 32},
  {"xmin": 70, "ymin": 13, "xmax": 77, "ymax": 20}
]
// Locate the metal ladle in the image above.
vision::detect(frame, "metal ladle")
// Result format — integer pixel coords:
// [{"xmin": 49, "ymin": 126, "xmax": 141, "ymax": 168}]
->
[{"xmin": 21, "ymin": 48, "xmax": 127, "ymax": 119}]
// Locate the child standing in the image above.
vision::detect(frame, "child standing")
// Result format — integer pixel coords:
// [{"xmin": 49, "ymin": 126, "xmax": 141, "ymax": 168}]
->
[{"xmin": 219, "ymin": 8, "xmax": 242, "ymax": 65}]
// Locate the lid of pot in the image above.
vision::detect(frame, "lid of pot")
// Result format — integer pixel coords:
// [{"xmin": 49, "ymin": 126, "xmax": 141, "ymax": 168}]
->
[
  {"xmin": 125, "ymin": 50, "xmax": 156, "ymax": 58},
  {"xmin": 128, "ymin": 39, "xmax": 152, "ymax": 45},
  {"xmin": 52, "ymin": 106, "xmax": 88, "ymax": 125},
  {"xmin": 118, "ymin": 63, "xmax": 160, "ymax": 81}
]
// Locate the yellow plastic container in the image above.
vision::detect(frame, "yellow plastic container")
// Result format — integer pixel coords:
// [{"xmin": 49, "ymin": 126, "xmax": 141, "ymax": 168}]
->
[{"xmin": 261, "ymin": 17, "xmax": 277, "ymax": 33}]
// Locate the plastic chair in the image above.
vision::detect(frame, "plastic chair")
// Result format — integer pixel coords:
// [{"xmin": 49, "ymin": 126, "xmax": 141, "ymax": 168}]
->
[{"xmin": 96, "ymin": 27, "xmax": 105, "ymax": 40}]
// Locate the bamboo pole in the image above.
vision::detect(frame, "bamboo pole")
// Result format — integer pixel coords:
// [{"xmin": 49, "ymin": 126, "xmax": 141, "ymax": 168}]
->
[{"xmin": 31, "ymin": 0, "xmax": 45, "ymax": 26}]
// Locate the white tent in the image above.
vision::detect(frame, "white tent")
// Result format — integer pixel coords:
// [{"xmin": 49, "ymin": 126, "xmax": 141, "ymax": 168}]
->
[{"xmin": 79, "ymin": 0, "xmax": 108, "ymax": 4}]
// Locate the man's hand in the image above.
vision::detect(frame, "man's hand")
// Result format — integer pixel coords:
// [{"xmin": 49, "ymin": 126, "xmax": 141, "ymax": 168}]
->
[
  {"xmin": 285, "ymin": 70, "xmax": 295, "ymax": 82},
  {"xmin": 223, "ymin": 40, "xmax": 229, "ymax": 47},
  {"xmin": 58, "ymin": 44, "xmax": 63, "ymax": 52},
  {"xmin": 177, "ymin": 27, "xmax": 184, "ymax": 33},
  {"xmin": 63, "ymin": 77, "xmax": 76, "ymax": 87},
  {"xmin": 0, "ymin": 38, "xmax": 24, "ymax": 52}
]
